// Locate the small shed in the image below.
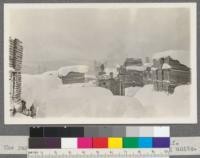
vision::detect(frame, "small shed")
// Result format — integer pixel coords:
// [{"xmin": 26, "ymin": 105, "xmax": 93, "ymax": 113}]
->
[
  {"xmin": 58, "ymin": 65, "xmax": 88, "ymax": 84},
  {"xmin": 60, "ymin": 72, "xmax": 85, "ymax": 84}
]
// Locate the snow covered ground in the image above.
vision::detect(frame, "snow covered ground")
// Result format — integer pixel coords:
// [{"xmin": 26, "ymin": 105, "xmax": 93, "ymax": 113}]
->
[
  {"xmin": 21, "ymin": 73, "xmax": 62, "ymax": 109},
  {"xmin": 21, "ymin": 71, "xmax": 146, "ymax": 118},
  {"xmin": 125, "ymin": 87, "xmax": 141, "ymax": 97},
  {"xmin": 135, "ymin": 85, "xmax": 190, "ymax": 117},
  {"xmin": 36, "ymin": 87, "xmax": 145, "ymax": 118}
]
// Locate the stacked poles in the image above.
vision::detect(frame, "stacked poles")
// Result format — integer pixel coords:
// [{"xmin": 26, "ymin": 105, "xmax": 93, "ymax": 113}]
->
[{"xmin": 9, "ymin": 37, "xmax": 23, "ymax": 108}]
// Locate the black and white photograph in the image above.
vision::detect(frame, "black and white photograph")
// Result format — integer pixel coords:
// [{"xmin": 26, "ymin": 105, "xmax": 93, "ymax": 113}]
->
[{"xmin": 4, "ymin": 3, "xmax": 197, "ymax": 124}]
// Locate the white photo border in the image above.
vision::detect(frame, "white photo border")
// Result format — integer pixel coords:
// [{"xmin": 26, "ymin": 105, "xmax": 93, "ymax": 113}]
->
[{"xmin": 4, "ymin": 3, "xmax": 197, "ymax": 124}]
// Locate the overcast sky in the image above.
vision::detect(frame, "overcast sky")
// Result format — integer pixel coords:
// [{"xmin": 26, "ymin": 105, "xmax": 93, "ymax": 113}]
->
[{"xmin": 6, "ymin": 6, "xmax": 190, "ymax": 73}]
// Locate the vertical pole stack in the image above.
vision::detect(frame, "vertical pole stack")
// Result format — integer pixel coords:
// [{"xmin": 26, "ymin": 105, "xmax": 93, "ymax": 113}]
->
[{"xmin": 9, "ymin": 37, "xmax": 23, "ymax": 110}]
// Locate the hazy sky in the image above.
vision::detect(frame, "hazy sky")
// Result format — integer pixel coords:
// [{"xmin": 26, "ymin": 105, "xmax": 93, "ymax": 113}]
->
[{"xmin": 6, "ymin": 6, "xmax": 190, "ymax": 73}]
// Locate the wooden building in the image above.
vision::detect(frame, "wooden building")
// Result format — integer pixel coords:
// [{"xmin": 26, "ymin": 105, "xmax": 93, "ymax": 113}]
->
[
  {"xmin": 60, "ymin": 72, "xmax": 85, "ymax": 84},
  {"xmin": 124, "ymin": 58, "xmax": 143, "ymax": 67},
  {"xmin": 97, "ymin": 72, "xmax": 121, "ymax": 95},
  {"xmin": 98, "ymin": 78, "xmax": 121, "ymax": 95},
  {"xmin": 152, "ymin": 56, "xmax": 190, "ymax": 93},
  {"xmin": 118, "ymin": 58, "xmax": 145, "ymax": 88},
  {"xmin": 143, "ymin": 63, "xmax": 153, "ymax": 84}
]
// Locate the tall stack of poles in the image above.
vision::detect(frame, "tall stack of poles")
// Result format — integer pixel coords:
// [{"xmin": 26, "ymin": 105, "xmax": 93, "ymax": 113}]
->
[{"xmin": 9, "ymin": 37, "xmax": 23, "ymax": 114}]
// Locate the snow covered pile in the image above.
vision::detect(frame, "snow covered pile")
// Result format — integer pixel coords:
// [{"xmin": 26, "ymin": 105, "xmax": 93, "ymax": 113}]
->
[
  {"xmin": 153, "ymin": 50, "xmax": 190, "ymax": 67},
  {"xmin": 21, "ymin": 73, "xmax": 62, "ymax": 109},
  {"xmin": 58, "ymin": 65, "xmax": 89, "ymax": 77},
  {"xmin": 125, "ymin": 87, "xmax": 141, "ymax": 97},
  {"xmin": 21, "ymin": 71, "xmax": 145, "ymax": 118},
  {"xmin": 36, "ymin": 86, "xmax": 145, "ymax": 118},
  {"xmin": 43, "ymin": 71, "xmax": 58, "ymax": 77},
  {"xmin": 134, "ymin": 85, "xmax": 190, "ymax": 117}
]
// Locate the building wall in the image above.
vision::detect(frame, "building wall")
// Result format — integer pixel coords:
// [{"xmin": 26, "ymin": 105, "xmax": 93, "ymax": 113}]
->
[
  {"xmin": 143, "ymin": 68, "xmax": 152, "ymax": 84},
  {"xmin": 118, "ymin": 64, "xmax": 144, "ymax": 89},
  {"xmin": 98, "ymin": 78, "xmax": 121, "ymax": 95},
  {"xmin": 152, "ymin": 57, "xmax": 190, "ymax": 93},
  {"xmin": 124, "ymin": 58, "xmax": 143, "ymax": 67},
  {"xmin": 169, "ymin": 69, "xmax": 191, "ymax": 85},
  {"xmin": 126, "ymin": 70, "xmax": 144, "ymax": 87},
  {"xmin": 61, "ymin": 72, "xmax": 85, "ymax": 84}
]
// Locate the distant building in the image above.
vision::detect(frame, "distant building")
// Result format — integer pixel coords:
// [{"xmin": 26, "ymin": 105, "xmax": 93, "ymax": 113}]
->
[
  {"xmin": 143, "ymin": 63, "xmax": 153, "ymax": 84},
  {"xmin": 152, "ymin": 56, "xmax": 190, "ymax": 93},
  {"xmin": 60, "ymin": 72, "xmax": 85, "ymax": 84},
  {"xmin": 9, "ymin": 37, "xmax": 23, "ymax": 107},
  {"xmin": 98, "ymin": 64, "xmax": 106, "ymax": 76},
  {"xmin": 58, "ymin": 65, "xmax": 88, "ymax": 84},
  {"xmin": 119, "ymin": 58, "xmax": 145, "ymax": 88},
  {"xmin": 98, "ymin": 72, "xmax": 121, "ymax": 95},
  {"xmin": 124, "ymin": 58, "xmax": 143, "ymax": 67}
]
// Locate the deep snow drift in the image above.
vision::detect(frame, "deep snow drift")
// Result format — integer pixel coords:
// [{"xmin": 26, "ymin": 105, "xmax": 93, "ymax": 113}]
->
[
  {"xmin": 21, "ymin": 71, "xmax": 145, "ymax": 118},
  {"xmin": 125, "ymin": 87, "xmax": 141, "ymax": 97},
  {"xmin": 135, "ymin": 85, "xmax": 190, "ymax": 117}
]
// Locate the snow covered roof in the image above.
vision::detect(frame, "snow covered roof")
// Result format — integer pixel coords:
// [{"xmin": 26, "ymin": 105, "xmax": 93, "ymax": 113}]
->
[
  {"xmin": 153, "ymin": 50, "xmax": 190, "ymax": 67},
  {"xmin": 126, "ymin": 65, "xmax": 146, "ymax": 71},
  {"xmin": 43, "ymin": 71, "xmax": 58, "ymax": 76},
  {"xmin": 98, "ymin": 74, "xmax": 110, "ymax": 80},
  {"xmin": 151, "ymin": 67, "xmax": 158, "ymax": 71},
  {"xmin": 105, "ymin": 68, "xmax": 118, "ymax": 77},
  {"xmin": 143, "ymin": 62, "xmax": 153, "ymax": 68},
  {"xmin": 162, "ymin": 63, "xmax": 172, "ymax": 69},
  {"xmin": 58, "ymin": 65, "xmax": 89, "ymax": 77}
]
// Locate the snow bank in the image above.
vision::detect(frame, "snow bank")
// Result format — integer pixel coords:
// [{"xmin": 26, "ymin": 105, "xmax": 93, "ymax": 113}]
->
[
  {"xmin": 61, "ymin": 82, "xmax": 96, "ymax": 88},
  {"xmin": 134, "ymin": 85, "xmax": 190, "ymax": 117},
  {"xmin": 125, "ymin": 87, "xmax": 141, "ymax": 97},
  {"xmin": 43, "ymin": 71, "xmax": 58, "ymax": 77},
  {"xmin": 21, "ymin": 72, "xmax": 146, "ymax": 118},
  {"xmin": 58, "ymin": 65, "xmax": 89, "ymax": 77},
  {"xmin": 153, "ymin": 50, "xmax": 190, "ymax": 67},
  {"xmin": 37, "ymin": 88, "xmax": 145, "ymax": 118},
  {"xmin": 21, "ymin": 73, "xmax": 62, "ymax": 109}
]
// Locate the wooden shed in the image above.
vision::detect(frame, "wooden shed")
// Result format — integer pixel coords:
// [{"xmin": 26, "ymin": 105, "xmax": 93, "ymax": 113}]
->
[{"xmin": 60, "ymin": 72, "xmax": 85, "ymax": 84}]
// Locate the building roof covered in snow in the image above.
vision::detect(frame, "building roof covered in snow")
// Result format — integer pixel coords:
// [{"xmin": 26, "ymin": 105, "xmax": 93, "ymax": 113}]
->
[
  {"xmin": 58, "ymin": 65, "xmax": 89, "ymax": 77},
  {"xmin": 153, "ymin": 50, "xmax": 190, "ymax": 67},
  {"xmin": 126, "ymin": 65, "xmax": 146, "ymax": 71},
  {"xmin": 162, "ymin": 63, "xmax": 172, "ymax": 69},
  {"xmin": 124, "ymin": 58, "xmax": 143, "ymax": 67},
  {"xmin": 143, "ymin": 62, "xmax": 153, "ymax": 68}
]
